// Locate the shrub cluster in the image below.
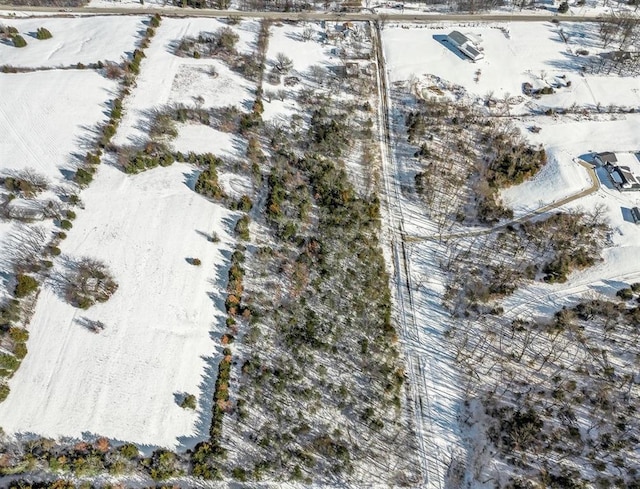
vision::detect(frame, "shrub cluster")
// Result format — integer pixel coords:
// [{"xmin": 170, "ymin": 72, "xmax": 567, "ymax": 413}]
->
[
  {"xmin": 64, "ymin": 258, "xmax": 118, "ymax": 309},
  {"xmin": 123, "ymin": 146, "xmax": 175, "ymax": 174},
  {"xmin": 194, "ymin": 158, "xmax": 225, "ymax": 199},
  {"xmin": 176, "ymin": 27, "xmax": 239, "ymax": 58},
  {"xmin": 180, "ymin": 393, "xmax": 197, "ymax": 409},
  {"xmin": 126, "ymin": 49, "xmax": 145, "ymax": 75},
  {"xmin": 486, "ymin": 143, "xmax": 547, "ymax": 189},
  {"xmin": 12, "ymin": 34, "xmax": 27, "ymax": 48},
  {"xmin": 0, "ymin": 324, "xmax": 29, "ymax": 401},
  {"xmin": 234, "ymin": 215, "xmax": 250, "ymax": 241},
  {"xmin": 36, "ymin": 27, "xmax": 52, "ymax": 40},
  {"xmin": 2, "ymin": 171, "xmax": 49, "ymax": 198},
  {"xmin": 307, "ymin": 108, "xmax": 351, "ymax": 157},
  {"xmin": 14, "ymin": 274, "xmax": 38, "ymax": 298}
]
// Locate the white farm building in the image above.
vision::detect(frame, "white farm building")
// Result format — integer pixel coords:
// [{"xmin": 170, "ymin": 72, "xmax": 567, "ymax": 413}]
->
[{"xmin": 447, "ymin": 31, "xmax": 484, "ymax": 61}]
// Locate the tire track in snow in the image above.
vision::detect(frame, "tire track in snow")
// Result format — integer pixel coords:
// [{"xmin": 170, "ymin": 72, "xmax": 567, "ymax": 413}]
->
[{"xmin": 374, "ymin": 20, "xmax": 446, "ymax": 489}]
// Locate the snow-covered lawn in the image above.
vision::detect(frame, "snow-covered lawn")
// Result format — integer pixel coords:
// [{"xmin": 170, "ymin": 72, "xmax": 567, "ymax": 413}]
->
[
  {"xmin": 502, "ymin": 114, "xmax": 640, "ymax": 216},
  {"xmin": 383, "ymin": 21, "xmax": 640, "ymax": 109},
  {"xmin": 0, "ymin": 163, "xmax": 236, "ymax": 449},
  {"xmin": 0, "ymin": 16, "xmax": 144, "ymax": 68}
]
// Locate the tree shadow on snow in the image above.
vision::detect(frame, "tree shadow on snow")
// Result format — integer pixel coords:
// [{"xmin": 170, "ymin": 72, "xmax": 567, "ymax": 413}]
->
[
  {"xmin": 543, "ymin": 51, "xmax": 589, "ymax": 74},
  {"xmin": 591, "ymin": 279, "xmax": 631, "ymax": 297},
  {"xmin": 595, "ymin": 167, "xmax": 616, "ymax": 190},
  {"xmin": 182, "ymin": 170, "xmax": 200, "ymax": 192},
  {"xmin": 176, "ymin": 352, "xmax": 221, "ymax": 451}
]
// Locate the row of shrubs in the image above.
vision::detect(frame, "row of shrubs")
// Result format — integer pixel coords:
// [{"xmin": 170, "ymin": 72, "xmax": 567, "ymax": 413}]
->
[
  {"xmin": 188, "ymin": 23, "xmax": 266, "ymax": 480},
  {"xmin": 191, "ymin": 246, "xmax": 246, "ymax": 479},
  {"xmin": 76, "ymin": 15, "xmax": 162, "ymax": 186},
  {"xmin": 0, "ymin": 270, "xmax": 41, "ymax": 399}
]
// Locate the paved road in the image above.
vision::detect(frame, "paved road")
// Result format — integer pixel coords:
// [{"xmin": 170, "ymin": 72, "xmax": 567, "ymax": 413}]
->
[{"xmin": 0, "ymin": 4, "xmax": 625, "ymax": 22}]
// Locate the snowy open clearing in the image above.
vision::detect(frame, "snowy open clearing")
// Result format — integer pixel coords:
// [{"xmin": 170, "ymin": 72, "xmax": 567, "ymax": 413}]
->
[
  {"xmin": 0, "ymin": 163, "xmax": 236, "ymax": 449},
  {"xmin": 0, "ymin": 69, "xmax": 117, "ymax": 304},
  {"xmin": 0, "ymin": 17, "xmax": 251, "ymax": 450},
  {"xmin": 261, "ymin": 21, "xmax": 332, "ymax": 122},
  {"xmin": 0, "ymin": 16, "xmax": 144, "ymax": 68}
]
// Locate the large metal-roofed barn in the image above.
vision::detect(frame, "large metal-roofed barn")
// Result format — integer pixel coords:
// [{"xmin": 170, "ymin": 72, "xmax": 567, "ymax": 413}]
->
[{"xmin": 447, "ymin": 30, "xmax": 484, "ymax": 61}]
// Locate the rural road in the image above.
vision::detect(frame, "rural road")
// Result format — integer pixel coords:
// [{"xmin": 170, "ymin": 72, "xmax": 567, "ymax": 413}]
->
[{"xmin": 0, "ymin": 4, "xmax": 626, "ymax": 22}]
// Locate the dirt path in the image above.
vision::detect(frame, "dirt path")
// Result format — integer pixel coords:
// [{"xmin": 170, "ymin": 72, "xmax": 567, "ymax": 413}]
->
[
  {"xmin": 407, "ymin": 159, "xmax": 601, "ymax": 243},
  {"xmin": 373, "ymin": 19, "xmax": 449, "ymax": 489}
]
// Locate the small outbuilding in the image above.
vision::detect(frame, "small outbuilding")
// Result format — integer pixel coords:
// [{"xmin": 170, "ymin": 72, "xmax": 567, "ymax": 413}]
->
[{"xmin": 447, "ymin": 31, "xmax": 484, "ymax": 61}]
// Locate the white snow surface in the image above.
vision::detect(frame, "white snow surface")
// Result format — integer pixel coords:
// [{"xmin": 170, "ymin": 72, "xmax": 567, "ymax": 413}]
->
[
  {"xmin": 0, "ymin": 70, "xmax": 117, "ymax": 180},
  {"xmin": 0, "ymin": 16, "xmax": 144, "ymax": 68},
  {"xmin": 172, "ymin": 123, "xmax": 243, "ymax": 158},
  {"xmin": 0, "ymin": 69, "xmax": 115, "ymax": 325},
  {"xmin": 502, "ymin": 115, "xmax": 640, "ymax": 215},
  {"xmin": 0, "ymin": 163, "xmax": 236, "ymax": 449}
]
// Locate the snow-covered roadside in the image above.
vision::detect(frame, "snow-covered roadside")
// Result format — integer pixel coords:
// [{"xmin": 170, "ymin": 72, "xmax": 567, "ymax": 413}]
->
[
  {"xmin": 376, "ymin": 23, "xmax": 464, "ymax": 488},
  {"xmin": 0, "ymin": 16, "xmax": 144, "ymax": 68}
]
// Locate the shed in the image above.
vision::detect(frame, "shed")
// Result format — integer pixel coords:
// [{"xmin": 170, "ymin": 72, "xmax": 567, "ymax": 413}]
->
[
  {"xmin": 345, "ymin": 62, "xmax": 359, "ymax": 77},
  {"xmin": 631, "ymin": 206, "xmax": 640, "ymax": 224}
]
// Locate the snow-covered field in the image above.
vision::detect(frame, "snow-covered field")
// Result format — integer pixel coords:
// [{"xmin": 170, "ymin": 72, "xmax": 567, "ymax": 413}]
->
[
  {"xmin": 0, "ymin": 18, "xmax": 252, "ymax": 450},
  {"xmin": 0, "ymin": 69, "xmax": 117, "ymax": 303},
  {"xmin": 0, "ymin": 163, "xmax": 235, "ymax": 449},
  {"xmin": 0, "ymin": 70, "xmax": 117, "ymax": 180},
  {"xmin": 384, "ymin": 21, "xmax": 640, "ymax": 108},
  {"xmin": 0, "ymin": 16, "xmax": 144, "ymax": 68},
  {"xmin": 113, "ymin": 17, "xmax": 258, "ymax": 148}
]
